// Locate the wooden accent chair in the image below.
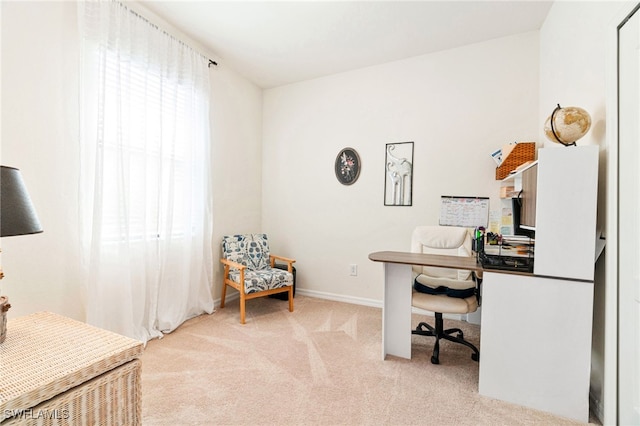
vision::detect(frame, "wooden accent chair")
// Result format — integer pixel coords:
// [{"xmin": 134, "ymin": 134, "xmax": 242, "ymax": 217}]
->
[
  {"xmin": 220, "ymin": 234, "xmax": 295, "ymax": 324},
  {"xmin": 410, "ymin": 225, "xmax": 481, "ymax": 364}
]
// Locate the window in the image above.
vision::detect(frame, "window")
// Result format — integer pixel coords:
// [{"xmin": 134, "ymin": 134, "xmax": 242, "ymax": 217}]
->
[{"xmin": 78, "ymin": 1, "xmax": 214, "ymax": 342}]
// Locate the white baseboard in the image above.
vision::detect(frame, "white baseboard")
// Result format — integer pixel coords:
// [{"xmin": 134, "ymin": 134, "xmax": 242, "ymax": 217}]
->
[
  {"xmin": 214, "ymin": 291, "xmax": 237, "ymax": 309},
  {"xmin": 296, "ymin": 288, "xmax": 382, "ymax": 308},
  {"xmin": 297, "ymin": 289, "xmax": 470, "ymax": 325},
  {"xmin": 297, "ymin": 290, "xmax": 472, "ymax": 323},
  {"xmin": 214, "ymin": 288, "xmax": 381, "ymax": 309},
  {"xmin": 215, "ymin": 288, "xmax": 473, "ymax": 323}
]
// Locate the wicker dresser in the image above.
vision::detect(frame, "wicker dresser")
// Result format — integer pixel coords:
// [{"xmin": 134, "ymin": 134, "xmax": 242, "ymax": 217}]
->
[{"xmin": 0, "ymin": 312, "xmax": 143, "ymax": 425}]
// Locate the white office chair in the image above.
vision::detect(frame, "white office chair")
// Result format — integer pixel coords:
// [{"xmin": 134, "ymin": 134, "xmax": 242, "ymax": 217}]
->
[{"xmin": 411, "ymin": 225, "xmax": 480, "ymax": 364}]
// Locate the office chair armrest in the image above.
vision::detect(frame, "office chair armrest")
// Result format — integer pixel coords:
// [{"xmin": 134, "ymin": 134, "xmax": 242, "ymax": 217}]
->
[
  {"xmin": 472, "ymin": 271, "xmax": 482, "ymax": 305},
  {"xmin": 270, "ymin": 255, "xmax": 296, "ymax": 272}
]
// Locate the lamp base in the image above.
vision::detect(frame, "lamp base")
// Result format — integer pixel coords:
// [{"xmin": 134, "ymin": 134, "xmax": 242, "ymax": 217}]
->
[{"xmin": 0, "ymin": 296, "xmax": 10, "ymax": 343}]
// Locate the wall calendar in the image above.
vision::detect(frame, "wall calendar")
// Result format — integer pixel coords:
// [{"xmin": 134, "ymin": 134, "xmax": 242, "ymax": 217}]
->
[{"xmin": 439, "ymin": 196, "xmax": 490, "ymax": 228}]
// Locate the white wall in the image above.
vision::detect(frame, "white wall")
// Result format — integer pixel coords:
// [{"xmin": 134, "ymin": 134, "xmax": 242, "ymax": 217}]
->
[
  {"xmin": 209, "ymin": 59, "xmax": 263, "ymax": 295},
  {"xmin": 540, "ymin": 0, "xmax": 621, "ymax": 236},
  {"xmin": 539, "ymin": 1, "xmax": 630, "ymax": 423},
  {"xmin": 1, "ymin": 1, "xmax": 84, "ymax": 320},
  {"xmin": 1, "ymin": 1, "xmax": 625, "ymax": 422},
  {"xmin": 262, "ymin": 32, "xmax": 540, "ymax": 304},
  {"xmin": 0, "ymin": 1, "xmax": 263, "ymax": 320}
]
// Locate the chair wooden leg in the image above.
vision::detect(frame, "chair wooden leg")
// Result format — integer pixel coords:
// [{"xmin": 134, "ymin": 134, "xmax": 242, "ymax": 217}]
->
[
  {"xmin": 240, "ymin": 292, "xmax": 246, "ymax": 324},
  {"xmin": 288, "ymin": 286, "xmax": 294, "ymax": 312},
  {"xmin": 220, "ymin": 283, "xmax": 227, "ymax": 308}
]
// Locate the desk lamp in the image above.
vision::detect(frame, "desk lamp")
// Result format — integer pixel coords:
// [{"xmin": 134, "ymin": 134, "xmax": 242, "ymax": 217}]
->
[{"xmin": 0, "ymin": 165, "xmax": 43, "ymax": 343}]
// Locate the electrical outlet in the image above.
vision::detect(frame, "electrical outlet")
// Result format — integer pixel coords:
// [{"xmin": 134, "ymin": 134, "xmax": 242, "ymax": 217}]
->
[{"xmin": 350, "ymin": 264, "xmax": 358, "ymax": 276}]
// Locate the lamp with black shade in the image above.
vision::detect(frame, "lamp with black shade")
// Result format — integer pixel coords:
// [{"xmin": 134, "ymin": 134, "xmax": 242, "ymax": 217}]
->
[{"xmin": 0, "ymin": 165, "xmax": 43, "ymax": 343}]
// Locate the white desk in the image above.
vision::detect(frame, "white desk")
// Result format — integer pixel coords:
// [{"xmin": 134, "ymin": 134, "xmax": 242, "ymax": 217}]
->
[
  {"xmin": 368, "ymin": 251, "xmax": 593, "ymax": 423},
  {"xmin": 368, "ymin": 250, "xmax": 482, "ymax": 360},
  {"xmin": 478, "ymin": 271, "xmax": 593, "ymax": 423}
]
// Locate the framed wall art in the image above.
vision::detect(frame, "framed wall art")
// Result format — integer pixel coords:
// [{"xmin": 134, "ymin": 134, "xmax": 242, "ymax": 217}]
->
[
  {"xmin": 335, "ymin": 147, "xmax": 361, "ymax": 185},
  {"xmin": 384, "ymin": 142, "xmax": 413, "ymax": 206}
]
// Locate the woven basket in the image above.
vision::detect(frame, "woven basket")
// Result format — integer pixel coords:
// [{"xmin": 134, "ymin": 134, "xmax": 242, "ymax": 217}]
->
[
  {"xmin": 2, "ymin": 359, "xmax": 141, "ymax": 425},
  {"xmin": 0, "ymin": 296, "xmax": 9, "ymax": 343},
  {"xmin": 0, "ymin": 312, "xmax": 143, "ymax": 423},
  {"xmin": 495, "ymin": 142, "xmax": 536, "ymax": 180}
]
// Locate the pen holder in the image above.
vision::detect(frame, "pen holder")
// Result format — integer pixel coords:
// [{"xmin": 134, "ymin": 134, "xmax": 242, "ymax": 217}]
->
[{"xmin": 472, "ymin": 235, "xmax": 484, "ymax": 255}]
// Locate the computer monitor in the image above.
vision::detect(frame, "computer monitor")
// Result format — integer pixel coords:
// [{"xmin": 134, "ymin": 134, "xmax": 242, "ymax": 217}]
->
[{"xmin": 512, "ymin": 196, "xmax": 535, "ymax": 238}]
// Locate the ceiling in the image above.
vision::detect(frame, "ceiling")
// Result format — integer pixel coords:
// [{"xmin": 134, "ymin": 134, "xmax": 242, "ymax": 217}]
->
[{"xmin": 140, "ymin": 1, "xmax": 553, "ymax": 89}]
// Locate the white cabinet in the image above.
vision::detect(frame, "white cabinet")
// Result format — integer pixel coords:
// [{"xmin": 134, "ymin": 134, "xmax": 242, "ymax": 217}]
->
[
  {"xmin": 481, "ymin": 145, "xmax": 599, "ymax": 422},
  {"xmin": 478, "ymin": 272, "xmax": 594, "ymax": 423},
  {"xmin": 503, "ymin": 145, "xmax": 599, "ymax": 280},
  {"xmin": 534, "ymin": 146, "xmax": 599, "ymax": 280}
]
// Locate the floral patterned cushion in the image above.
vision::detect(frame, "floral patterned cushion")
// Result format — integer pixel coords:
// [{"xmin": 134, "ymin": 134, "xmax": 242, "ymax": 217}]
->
[
  {"xmin": 222, "ymin": 234, "xmax": 293, "ymax": 294},
  {"xmin": 222, "ymin": 234, "xmax": 271, "ymax": 271},
  {"xmin": 228, "ymin": 267, "xmax": 293, "ymax": 294}
]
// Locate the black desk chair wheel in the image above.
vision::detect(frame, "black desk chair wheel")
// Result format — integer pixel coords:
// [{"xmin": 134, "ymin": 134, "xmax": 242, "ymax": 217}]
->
[{"xmin": 412, "ymin": 311, "xmax": 480, "ymax": 364}]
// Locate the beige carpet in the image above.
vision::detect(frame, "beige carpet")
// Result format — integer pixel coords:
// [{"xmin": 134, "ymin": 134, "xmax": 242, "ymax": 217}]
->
[{"xmin": 141, "ymin": 295, "xmax": 594, "ymax": 425}]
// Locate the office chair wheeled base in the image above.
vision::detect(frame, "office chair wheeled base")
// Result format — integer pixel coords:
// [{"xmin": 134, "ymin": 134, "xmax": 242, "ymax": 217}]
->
[{"xmin": 412, "ymin": 312, "xmax": 480, "ymax": 364}]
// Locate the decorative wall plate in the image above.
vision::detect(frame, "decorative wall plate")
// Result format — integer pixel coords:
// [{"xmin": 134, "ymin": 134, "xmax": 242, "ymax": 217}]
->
[{"xmin": 335, "ymin": 147, "xmax": 361, "ymax": 185}]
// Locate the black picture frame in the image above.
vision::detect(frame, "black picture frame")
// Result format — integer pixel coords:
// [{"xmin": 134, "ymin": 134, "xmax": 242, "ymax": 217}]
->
[
  {"xmin": 335, "ymin": 147, "xmax": 361, "ymax": 185},
  {"xmin": 384, "ymin": 142, "xmax": 414, "ymax": 206}
]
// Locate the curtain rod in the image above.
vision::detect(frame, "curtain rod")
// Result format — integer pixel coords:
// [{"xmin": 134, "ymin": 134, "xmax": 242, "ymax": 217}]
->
[{"xmin": 122, "ymin": 1, "xmax": 219, "ymax": 68}]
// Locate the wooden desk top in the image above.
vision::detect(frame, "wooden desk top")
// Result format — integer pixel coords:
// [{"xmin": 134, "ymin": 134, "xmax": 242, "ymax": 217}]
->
[{"xmin": 368, "ymin": 251, "xmax": 482, "ymax": 271}]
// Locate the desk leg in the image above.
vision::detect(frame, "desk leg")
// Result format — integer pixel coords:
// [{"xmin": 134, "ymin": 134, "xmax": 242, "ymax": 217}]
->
[{"xmin": 382, "ymin": 262, "xmax": 412, "ymax": 360}]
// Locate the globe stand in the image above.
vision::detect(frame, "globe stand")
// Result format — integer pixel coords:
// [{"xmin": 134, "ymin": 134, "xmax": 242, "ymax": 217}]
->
[{"xmin": 549, "ymin": 104, "xmax": 578, "ymax": 147}]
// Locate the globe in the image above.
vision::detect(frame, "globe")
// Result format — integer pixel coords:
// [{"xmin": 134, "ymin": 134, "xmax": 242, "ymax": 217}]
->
[{"xmin": 543, "ymin": 105, "xmax": 591, "ymax": 146}]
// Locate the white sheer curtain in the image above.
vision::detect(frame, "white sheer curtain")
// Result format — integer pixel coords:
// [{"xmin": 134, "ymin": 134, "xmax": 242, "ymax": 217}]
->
[{"xmin": 78, "ymin": 1, "xmax": 213, "ymax": 343}]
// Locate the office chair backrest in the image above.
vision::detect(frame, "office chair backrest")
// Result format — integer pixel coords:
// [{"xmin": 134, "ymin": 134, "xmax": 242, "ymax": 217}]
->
[{"xmin": 411, "ymin": 226, "xmax": 472, "ymax": 281}]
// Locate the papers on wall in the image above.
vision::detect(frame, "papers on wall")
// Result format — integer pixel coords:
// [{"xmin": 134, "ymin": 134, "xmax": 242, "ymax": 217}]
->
[
  {"xmin": 488, "ymin": 210, "xmax": 502, "ymax": 234},
  {"xmin": 490, "ymin": 149, "xmax": 503, "ymax": 166},
  {"xmin": 439, "ymin": 196, "xmax": 490, "ymax": 228},
  {"xmin": 500, "ymin": 198, "xmax": 514, "ymax": 235}
]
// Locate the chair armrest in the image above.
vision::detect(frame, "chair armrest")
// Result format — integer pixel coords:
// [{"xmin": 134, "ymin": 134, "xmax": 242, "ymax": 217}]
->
[
  {"xmin": 220, "ymin": 258, "xmax": 246, "ymax": 271},
  {"xmin": 270, "ymin": 255, "xmax": 296, "ymax": 271},
  {"xmin": 270, "ymin": 255, "xmax": 296, "ymax": 264}
]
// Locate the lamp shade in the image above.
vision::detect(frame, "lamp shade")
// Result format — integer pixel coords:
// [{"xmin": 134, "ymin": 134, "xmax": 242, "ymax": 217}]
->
[{"xmin": 0, "ymin": 166, "xmax": 43, "ymax": 237}]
